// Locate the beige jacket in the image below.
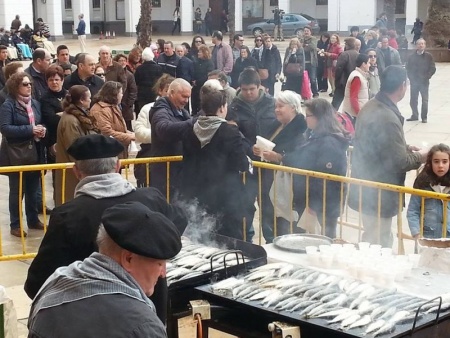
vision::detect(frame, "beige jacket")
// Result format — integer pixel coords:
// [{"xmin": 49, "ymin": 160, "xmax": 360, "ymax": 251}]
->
[{"xmin": 90, "ymin": 101, "xmax": 132, "ymax": 159}]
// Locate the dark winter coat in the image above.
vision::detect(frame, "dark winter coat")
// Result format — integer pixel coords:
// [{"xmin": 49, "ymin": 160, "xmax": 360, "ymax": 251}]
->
[
  {"xmin": 149, "ymin": 97, "xmax": 193, "ymax": 195},
  {"xmin": 230, "ymin": 56, "xmax": 258, "ymax": 88},
  {"xmin": 0, "ymin": 97, "xmax": 45, "ymax": 164},
  {"xmin": 25, "ymin": 65, "xmax": 48, "ymax": 100},
  {"xmin": 192, "ymin": 58, "xmax": 214, "ymax": 115},
  {"xmin": 63, "ymin": 70, "xmax": 104, "ymax": 98},
  {"xmin": 157, "ymin": 52, "xmax": 180, "ymax": 78},
  {"xmin": 121, "ymin": 69, "xmax": 138, "ymax": 121},
  {"xmin": 227, "ymin": 89, "xmax": 279, "ymax": 159},
  {"xmin": 348, "ymin": 92, "xmax": 422, "ymax": 217},
  {"xmin": 134, "ymin": 60, "xmax": 163, "ymax": 109},
  {"xmin": 335, "ymin": 49, "xmax": 359, "ymax": 88},
  {"xmin": 177, "ymin": 56, "xmax": 194, "ymax": 84},
  {"xmin": 24, "ymin": 187, "xmax": 187, "ymax": 322},
  {"xmin": 261, "ymin": 45, "xmax": 282, "ymax": 82},
  {"xmin": 284, "ymin": 132, "xmax": 349, "ymax": 218},
  {"xmin": 406, "ymin": 51, "xmax": 436, "ymax": 84},
  {"xmin": 40, "ymin": 88, "xmax": 67, "ymax": 147},
  {"xmin": 181, "ymin": 122, "xmax": 250, "ymax": 240}
]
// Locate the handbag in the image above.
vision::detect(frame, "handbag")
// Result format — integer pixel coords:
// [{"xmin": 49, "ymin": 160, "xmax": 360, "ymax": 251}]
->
[
  {"xmin": 269, "ymin": 167, "xmax": 299, "ymax": 222},
  {"xmin": 0, "ymin": 137, "xmax": 38, "ymax": 166},
  {"xmin": 258, "ymin": 68, "xmax": 269, "ymax": 80},
  {"xmin": 285, "ymin": 62, "xmax": 302, "ymax": 76}
]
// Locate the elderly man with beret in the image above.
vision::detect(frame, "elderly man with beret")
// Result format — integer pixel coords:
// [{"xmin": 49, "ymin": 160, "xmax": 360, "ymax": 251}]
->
[
  {"xmin": 24, "ymin": 134, "xmax": 187, "ymax": 323},
  {"xmin": 28, "ymin": 201, "xmax": 181, "ymax": 337}
]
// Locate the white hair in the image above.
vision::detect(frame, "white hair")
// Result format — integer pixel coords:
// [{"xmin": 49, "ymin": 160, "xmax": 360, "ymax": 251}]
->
[
  {"xmin": 275, "ymin": 90, "xmax": 302, "ymax": 114},
  {"xmin": 202, "ymin": 79, "xmax": 223, "ymax": 91},
  {"xmin": 168, "ymin": 78, "xmax": 192, "ymax": 92},
  {"xmin": 142, "ymin": 47, "xmax": 155, "ymax": 61}
]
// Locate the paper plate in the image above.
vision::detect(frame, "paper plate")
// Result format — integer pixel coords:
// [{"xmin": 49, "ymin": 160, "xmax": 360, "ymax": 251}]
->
[{"xmin": 273, "ymin": 234, "xmax": 333, "ymax": 253}]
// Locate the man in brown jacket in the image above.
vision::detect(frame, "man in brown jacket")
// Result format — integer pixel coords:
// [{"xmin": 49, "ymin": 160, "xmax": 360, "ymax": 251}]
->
[
  {"xmin": 406, "ymin": 39, "xmax": 436, "ymax": 123},
  {"xmin": 97, "ymin": 45, "xmax": 127, "ymax": 91}
]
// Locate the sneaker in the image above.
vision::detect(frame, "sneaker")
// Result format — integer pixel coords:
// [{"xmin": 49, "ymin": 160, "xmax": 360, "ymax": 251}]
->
[
  {"xmin": 10, "ymin": 228, "xmax": 27, "ymax": 237},
  {"xmin": 28, "ymin": 221, "xmax": 45, "ymax": 230}
]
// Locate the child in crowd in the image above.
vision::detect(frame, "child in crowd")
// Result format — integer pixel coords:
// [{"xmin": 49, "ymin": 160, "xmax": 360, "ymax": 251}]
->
[{"xmin": 407, "ymin": 144, "xmax": 450, "ymax": 239}]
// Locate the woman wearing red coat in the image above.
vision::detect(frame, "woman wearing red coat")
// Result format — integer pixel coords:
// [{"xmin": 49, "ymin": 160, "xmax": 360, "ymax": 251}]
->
[{"xmin": 324, "ymin": 34, "xmax": 343, "ymax": 97}]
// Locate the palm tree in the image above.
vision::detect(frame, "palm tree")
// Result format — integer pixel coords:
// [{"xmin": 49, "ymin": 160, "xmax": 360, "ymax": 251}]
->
[
  {"xmin": 228, "ymin": 2, "xmax": 235, "ymax": 45},
  {"xmin": 424, "ymin": 0, "xmax": 450, "ymax": 47},
  {"xmin": 137, "ymin": 0, "xmax": 152, "ymax": 48},
  {"xmin": 383, "ymin": 0, "xmax": 396, "ymax": 29}
]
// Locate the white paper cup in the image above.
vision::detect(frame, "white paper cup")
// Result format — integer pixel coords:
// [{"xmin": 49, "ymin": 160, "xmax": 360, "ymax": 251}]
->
[
  {"xmin": 408, "ymin": 254, "xmax": 421, "ymax": 268},
  {"xmin": 381, "ymin": 248, "xmax": 393, "ymax": 256},
  {"xmin": 305, "ymin": 246, "xmax": 318, "ymax": 254},
  {"xmin": 358, "ymin": 242, "xmax": 370, "ymax": 251}
]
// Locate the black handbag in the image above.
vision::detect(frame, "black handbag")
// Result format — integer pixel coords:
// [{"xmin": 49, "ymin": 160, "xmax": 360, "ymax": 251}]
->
[
  {"xmin": 0, "ymin": 137, "xmax": 38, "ymax": 166},
  {"xmin": 285, "ymin": 62, "xmax": 303, "ymax": 76}
]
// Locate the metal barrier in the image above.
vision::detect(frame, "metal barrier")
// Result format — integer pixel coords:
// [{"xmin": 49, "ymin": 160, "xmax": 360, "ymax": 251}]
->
[{"xmin": 0, "ymin": 156, "xmax": 448, "ymax": 261}]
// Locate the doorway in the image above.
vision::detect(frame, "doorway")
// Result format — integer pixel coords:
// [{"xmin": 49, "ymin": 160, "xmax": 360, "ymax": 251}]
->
[{"xmin": 209, "ymin": 0, "xmax": 228, "ymax": 31}]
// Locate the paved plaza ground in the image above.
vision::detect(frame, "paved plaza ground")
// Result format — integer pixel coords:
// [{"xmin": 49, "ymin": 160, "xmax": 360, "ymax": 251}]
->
[{"xmin": 0, "ymin": 34, "xmax": 450, "ymax": 337}]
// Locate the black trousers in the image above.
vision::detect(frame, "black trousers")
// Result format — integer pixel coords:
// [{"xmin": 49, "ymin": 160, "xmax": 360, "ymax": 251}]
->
[
  {"xmin": 331, "ymin": 85, "xmax": 345, "ymax": 110},
  {"xmin": 410, "ymin": 81, "xmax": 429, "ymax": 120}
]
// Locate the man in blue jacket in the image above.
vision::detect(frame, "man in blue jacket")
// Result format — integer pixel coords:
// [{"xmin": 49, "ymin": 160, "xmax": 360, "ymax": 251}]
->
[{"xmin": 76, "ymin": 13, "xmax": 86, "ymax": 53}]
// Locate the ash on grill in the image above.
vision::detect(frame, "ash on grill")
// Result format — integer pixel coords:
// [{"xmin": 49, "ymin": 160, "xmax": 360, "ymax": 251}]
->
[{"xmin": 208, "ymin": 262, "xmax": 450, "ymax": 337}]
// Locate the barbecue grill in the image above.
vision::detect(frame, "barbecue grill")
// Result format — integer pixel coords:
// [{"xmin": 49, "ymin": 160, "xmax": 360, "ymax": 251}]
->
[
  {"xmin": 166, "ymin": 233, "xmax": 267, "ymax": 338},
  {"xmin": 194, "ymin": 284, "xmax": 450, "ymax": 337}
]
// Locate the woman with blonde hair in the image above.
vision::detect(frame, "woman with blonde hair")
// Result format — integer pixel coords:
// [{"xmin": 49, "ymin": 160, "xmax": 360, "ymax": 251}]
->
[
  {"xmin": 282, "ymin": 38, "xmax": 305, "ymax": 95},
  {"xmin": 90, "ymin": 81, "xmax": 135, "ymax": 159},
  {"xmin": 365, "ymin": 30, "xmax": 379, "ymax": 49},
  {"xmin": 324, "ymin": 34, "xmax": 343, "ymax": 97}
]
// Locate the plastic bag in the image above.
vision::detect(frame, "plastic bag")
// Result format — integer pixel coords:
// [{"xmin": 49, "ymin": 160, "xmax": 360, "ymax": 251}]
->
[
  {"xmin": 301, "ymin": 70, "xmax": 312, "ymax": 100},
  {"xmin": 269, "ymin": 168, "xmax": 299, "ymax": 222},
  {"xmin": 0, "ymin": 286, "xmax": 18, "ymax": 338}
]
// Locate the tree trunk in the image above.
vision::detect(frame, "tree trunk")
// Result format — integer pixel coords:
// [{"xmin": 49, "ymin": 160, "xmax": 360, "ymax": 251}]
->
[
  {"xmin": 384, "ymin": 0, "xmax": 396, "ymax": 30},
  {"xmin": 228, "ymin": 2, "xmax": 235, "ymax": 45},
  {"xmin": 137, "ymin": 0, "xmax": 152, "ymax": 48},
  {"xmin": 424, "ymin": 0, "xmax": 450, "ymax": 47}
]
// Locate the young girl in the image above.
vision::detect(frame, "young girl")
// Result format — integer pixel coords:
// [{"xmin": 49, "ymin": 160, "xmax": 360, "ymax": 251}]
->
[{"xmin": 407, "ymin": 144, "xmax": 450, "ymax": 239}]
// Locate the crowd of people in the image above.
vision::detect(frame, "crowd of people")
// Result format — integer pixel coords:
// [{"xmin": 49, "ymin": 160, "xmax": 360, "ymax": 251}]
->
[{"xmin": 0, "ymin": 10, "xmax": 446, "ymax": 337}]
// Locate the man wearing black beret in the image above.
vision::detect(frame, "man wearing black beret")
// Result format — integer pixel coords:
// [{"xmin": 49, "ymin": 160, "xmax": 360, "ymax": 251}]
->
[
  {"xmin": 28, "ymin": 202, "xmax": 182, "ymax": 337},
  {"xmin": 25, "ymin": 134, "xmax": 188, "ymax": 323}
]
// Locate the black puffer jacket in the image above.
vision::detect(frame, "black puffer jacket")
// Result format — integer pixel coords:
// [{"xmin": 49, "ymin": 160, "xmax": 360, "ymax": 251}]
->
[{"xmin": 284, "ymin": 132, "xmax": 349, "ymax": 218}]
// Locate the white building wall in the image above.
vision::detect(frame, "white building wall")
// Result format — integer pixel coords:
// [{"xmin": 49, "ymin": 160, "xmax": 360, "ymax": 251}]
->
[
  {"xmin": 44, "ymin": 0, "xmax": 63, "ymax": 36},
  {"xmin": 0, "ymin": 0, "xmax": 34, "ymax": 30},
  {"xmin": 328, "ymin": 0, "xmax": 376, "ymax": 32},
  {"xmin": 291, "ymin": 0, "xmax": 321, "ymax": 18},
  {"xmin": 72, "ymin": 0, "xmax": 90, "ymax": 35},
  {"xmin": 124, "ymin": 0, "xmax": 139, "ymax": 34}
]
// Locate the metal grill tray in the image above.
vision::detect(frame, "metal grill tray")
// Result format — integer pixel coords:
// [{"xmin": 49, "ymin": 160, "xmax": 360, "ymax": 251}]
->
[
  {"xmin": 273, "ymin": 234, "xmax": 333, "ymax": 253},
  {"xmin": 195, "ymin": 284, "xmax": 449, "ymax": 338}
]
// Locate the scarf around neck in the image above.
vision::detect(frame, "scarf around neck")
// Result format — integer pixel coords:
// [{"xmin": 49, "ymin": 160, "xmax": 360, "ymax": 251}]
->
[
  {"xmin": 193, "ymin": 116, "xmax": 226, "ymax": 148},
  {"xmin": 66, "ymin": 103, "xmax": 99, "ymax": 133},
  {"xmin": 74, "ymin": 173, "xmax": 135, "ymax": 199},
  {"xmin": 17, "ymin": 95, "xmax": 34, "ymax": 125},
  {"xmin": 30, "ymin": 253, "xmax": 155, "ymax": 321}
]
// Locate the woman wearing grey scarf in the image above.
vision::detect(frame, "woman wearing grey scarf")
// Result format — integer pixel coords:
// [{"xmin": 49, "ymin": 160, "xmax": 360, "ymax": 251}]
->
[{"xmin": 180, "ymin": 81, "xmax": 251, "ymax": 240}]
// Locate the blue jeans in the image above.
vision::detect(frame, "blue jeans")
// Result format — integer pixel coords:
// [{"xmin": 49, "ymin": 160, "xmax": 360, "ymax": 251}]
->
[
  {"xmin": 9, "ymin": 172, "xmax": 40, "ymax": 229},
  {"xmin": 305, "ymin": 63, "xmax": 319, "ymax": 96}
]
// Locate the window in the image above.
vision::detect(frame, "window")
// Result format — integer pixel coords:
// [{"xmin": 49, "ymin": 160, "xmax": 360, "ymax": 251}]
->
[
  {"xmin": 64, "ymin": 0, "xmax": 72, "ymax": 10},
  {"xmin": 270, "ymin": 0, "xmax": 278, "ymax": 6},
  {"xmin": 395, "ymin": 0, "xmax": 406, "ymax": 14},
  {"xmin": 316, "ymin": 0, "xmax": 328, "ymax": 5},
  {"xmin": 243, "ymin": 0, "xmax": 263, "ymax": 18},
  {"xmin": 93, "ymin": 0, "xmax": 101, "ymax": 9},
  {"xmin": 152, "ymin": 0, "xmax": 161, "ymax": 7},
  {"xmin": 116, "ymin": 0, "xmax": 125, "ymax": 20}
]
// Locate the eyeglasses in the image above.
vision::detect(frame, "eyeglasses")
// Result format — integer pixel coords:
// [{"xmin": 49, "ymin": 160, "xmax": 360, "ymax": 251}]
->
[
  {"xmin": 21, "ymin": 82, "xmax": 32, "ymax": 87},
  {"xmin": 96, "ymin": 73, "xmax": 105, "ymax": 77},
  {"xmin": 368, "ymin": 55, "xmax": 377, "ymax": 58},
  {"xmin": 195, "ymin": 40, "xmax": 202, "ymax": 43}
]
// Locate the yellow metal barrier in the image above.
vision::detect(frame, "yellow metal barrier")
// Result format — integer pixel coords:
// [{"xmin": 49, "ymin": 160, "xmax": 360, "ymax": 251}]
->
[{"xmin": 0, "ymin": 155, "xmax": 448, "ymax": 261}]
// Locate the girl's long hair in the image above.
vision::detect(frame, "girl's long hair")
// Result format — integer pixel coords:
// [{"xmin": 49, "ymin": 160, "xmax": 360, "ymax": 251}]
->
[{"xmin": 414, "ymin": 143, "xmax": 450, "ymax": 189}]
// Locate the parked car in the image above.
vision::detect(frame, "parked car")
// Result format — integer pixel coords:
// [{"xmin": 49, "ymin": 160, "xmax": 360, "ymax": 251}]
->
[{"xmin": 246, "ymin": 13, "xmax": 320, "ymax": 37}]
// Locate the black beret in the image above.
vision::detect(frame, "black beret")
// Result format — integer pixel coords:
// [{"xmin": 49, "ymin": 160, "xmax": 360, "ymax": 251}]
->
[
  {"xmin": 101, "ymin": 201, "xmax": 182, "ymax": 260},
  {"xmin": 67, "ymin": 134, "xmax": 124, "ymax": 160}
]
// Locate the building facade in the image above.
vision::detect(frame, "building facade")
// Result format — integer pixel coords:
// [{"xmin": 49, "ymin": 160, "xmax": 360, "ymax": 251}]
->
[{"xmin": 0, "ymin": 0, "xmax": 431, "ymax": 37}]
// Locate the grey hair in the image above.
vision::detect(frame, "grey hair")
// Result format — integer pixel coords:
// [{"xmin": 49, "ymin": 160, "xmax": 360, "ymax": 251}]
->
[
  {"xmin": 168, "ymin": 78, "xmax": 192, "ymax": 93},
  {"xmin": 141, "ymin": 47, "xmax": 154, "ymax": 61},
  {"xmin": 96, "ymin": 225, "xmax": 123, "ymax": 256},
  {"xmin": 275, "ymin": 90, "xmax": 302, "ymax": 114},
  {"xmin": 75, "ymin": 157, "xmax": 118, "ymax": 176}
]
